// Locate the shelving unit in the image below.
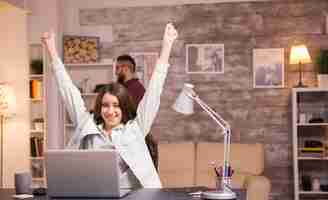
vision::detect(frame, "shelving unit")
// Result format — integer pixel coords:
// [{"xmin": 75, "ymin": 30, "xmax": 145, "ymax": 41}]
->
[
  {"xmin": 292, "ymin": 88, "xmax": 328, "ymax": 200},
  {"xmin": 63, "ymin": 61, "xmax": 114, "ymax": 145},
  {"xmin": 65, "ymin": 62, "xmax": 113, "ymax": 67},
  {"xmin": 29, "ymin": 43, "xmax": 47, "ymax": 188}
]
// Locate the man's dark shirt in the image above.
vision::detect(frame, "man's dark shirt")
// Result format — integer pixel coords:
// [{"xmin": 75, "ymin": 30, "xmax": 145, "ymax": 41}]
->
[{"xmin": 123, "ymin": 78, "xmax": 146, "ymax": 105}]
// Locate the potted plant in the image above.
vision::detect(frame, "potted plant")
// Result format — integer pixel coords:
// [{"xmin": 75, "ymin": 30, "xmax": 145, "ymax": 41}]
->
[
  {"xmin": 316, "ymin": 49, "xmax": 328, "ymax": 88},
  {"xmin": 32, "ymin": 118, "xmax": 44, "ymax": 131},
  {"xmin": 30, "ymin": 59, "xmax": 43, "ymax": 74}
]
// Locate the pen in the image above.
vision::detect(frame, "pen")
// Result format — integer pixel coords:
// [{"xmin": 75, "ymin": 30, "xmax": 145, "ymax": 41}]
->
[
  {"xmin": 223, "ymin": 165, "xmax": 231, "ymax": 177},
  {"xmin": 214, "ymin": 166, "xmax": 221, "ymax": 177},
  {"xmin": 227, "ymin": 166, "xmax": 234, "ymax": 177},
  {"xmin": 211, "ymin": 162, "xmax": 221, "ymax": 177},
  {"xmin": 228, "ymin": 166, "xmax": 230, "ymax": 177}
]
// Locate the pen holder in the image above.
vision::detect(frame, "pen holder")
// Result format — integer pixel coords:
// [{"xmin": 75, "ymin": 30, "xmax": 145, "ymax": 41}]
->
[
  {"xmin": 216, "ymin": 176, "xmax": 224, "ymax": 191},
  {"xmin": 216, "ymin": 176, "xmax": 232, "ymax": 191},
  {"xmin": 216, "ymin": 176, "xmax": 223, "ymax": 191}
]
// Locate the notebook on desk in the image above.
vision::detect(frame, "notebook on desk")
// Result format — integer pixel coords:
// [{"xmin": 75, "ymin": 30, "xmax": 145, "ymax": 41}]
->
[{"xmin": 45, "ymin": 149, "xmax": 132, "ymax": 198}]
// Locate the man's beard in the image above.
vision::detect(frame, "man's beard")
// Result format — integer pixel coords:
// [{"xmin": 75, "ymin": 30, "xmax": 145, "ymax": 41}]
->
[{"xmin": 117, "ymin": 74, "xmax": 125, "ymax": 84}]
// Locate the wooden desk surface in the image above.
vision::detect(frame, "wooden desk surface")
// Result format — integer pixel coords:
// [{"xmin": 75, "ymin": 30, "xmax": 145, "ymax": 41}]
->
[{"xmin": 1, "ymin": 187, "xmax": 246, "ymax": 200}]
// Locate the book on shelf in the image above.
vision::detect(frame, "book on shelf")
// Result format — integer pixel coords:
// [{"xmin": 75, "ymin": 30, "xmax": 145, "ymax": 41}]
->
[
  {"xmin": 300, "ymin": 147, "xmax": 324, "ymax": 153},
  {"xmin": 30, "ymin": 137, "xmax": 44, "ymax": 157},
  {"xmin": 29, "ymin": 79, "xmax": 42, "ymax": 99},
  {"xmin": 30, "ymin": 137, "xmax": 37, "ymax": 157},
  {"xmin": 299, "ymin": 152, "xmax": 324, "ymax": 157},
  {"xmin": 37, "ymin": 138, "xmax": 44, "ymax": 157}
]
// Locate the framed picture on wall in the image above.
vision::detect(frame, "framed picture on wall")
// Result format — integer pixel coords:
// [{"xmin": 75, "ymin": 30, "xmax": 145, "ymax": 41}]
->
[
  {"xmin": 253, "ymin": 48, "xmax": 285, "ymax": 88},
  {"xmin": 131, "ymin": 52, "xmax": 158, "ymax": 87},
  {"xmin": 63, "ymin": 35, "xmax": 100, "ymax": 64},
  {"xmin": 186, "ymin": 44, "xmax": 224, "ymax": 74},
  {"xmin": 113, "ymin": 52, "xmax": 158, "ymax": 87}
]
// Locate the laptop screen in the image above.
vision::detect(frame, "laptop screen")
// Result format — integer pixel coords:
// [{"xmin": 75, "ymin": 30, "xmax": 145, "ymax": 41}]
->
[{"xmin": 45, "ymin": 149, "xmax": 124, "ymax": 198}]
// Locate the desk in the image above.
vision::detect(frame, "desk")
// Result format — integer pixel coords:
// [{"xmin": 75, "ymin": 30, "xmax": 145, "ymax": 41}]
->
[{"xmin": 0, "ymin": 188, "xmax": 246, "ymax": 200}]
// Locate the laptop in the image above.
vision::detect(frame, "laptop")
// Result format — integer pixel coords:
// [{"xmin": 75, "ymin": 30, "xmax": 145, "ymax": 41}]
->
[{"xmin": 45, "ymin": 149, "xmax": 132, "ymax": 198}]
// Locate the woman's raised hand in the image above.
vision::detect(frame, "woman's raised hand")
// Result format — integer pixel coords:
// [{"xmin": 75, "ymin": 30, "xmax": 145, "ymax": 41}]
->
[
  {"xmin": 159, "ymin": 23, "xmax": 178, "ymax": 63},
  {"xmin": 163, "ymin": 23, "xmax": 178, "ymax": 47},
  {"xmin": 41, "ymin": 31, "xmax": 58, "ymax": 59}
]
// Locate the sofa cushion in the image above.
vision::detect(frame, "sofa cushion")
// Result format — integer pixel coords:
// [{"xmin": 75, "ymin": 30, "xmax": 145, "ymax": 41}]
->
[
  {"xmin": 195, "ymin": 143, "xmax": 264, "ymax": 187},
  {"xmin": 158, "ymin": 142, "xmax": 195, "ymax": 187}
]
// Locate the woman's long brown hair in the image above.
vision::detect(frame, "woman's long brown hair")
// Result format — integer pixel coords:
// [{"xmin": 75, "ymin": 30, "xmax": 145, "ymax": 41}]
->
[{"xmin": 93, "ymin": 83, "xmax": 137, "ymax": 125}]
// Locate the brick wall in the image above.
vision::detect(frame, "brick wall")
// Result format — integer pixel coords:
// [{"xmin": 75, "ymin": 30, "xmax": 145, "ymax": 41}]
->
[{"xmin": 79, "ymin": 1, "xmax": 328, "ymax": 199}]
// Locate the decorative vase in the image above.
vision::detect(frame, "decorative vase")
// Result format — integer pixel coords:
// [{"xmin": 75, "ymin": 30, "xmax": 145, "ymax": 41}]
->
[
  {"xmin": 312, "ymin": 178, "xmax": 320, "ymax": 191},
  {"xmin": 318, "ymin": 74, "xmax": 328, "ymax": 88}
]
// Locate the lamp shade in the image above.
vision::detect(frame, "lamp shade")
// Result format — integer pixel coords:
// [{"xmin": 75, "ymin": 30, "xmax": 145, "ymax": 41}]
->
[
  {"xmin": 172, "ymin": 83, "xmax": 195, "ymax": 115},
  {"xmin": 0, "ymin": 83, "xmax": 16, "ymax": 116},
  {"xmin": 289, "ymin": 45, "xmax": 312, "ymax": 65}
]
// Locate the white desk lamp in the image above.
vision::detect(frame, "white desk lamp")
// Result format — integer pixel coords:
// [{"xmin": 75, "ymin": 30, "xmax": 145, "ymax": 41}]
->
[{"xmin": 172, "ymin": 83, "xmax": 236, "ymax": 200}]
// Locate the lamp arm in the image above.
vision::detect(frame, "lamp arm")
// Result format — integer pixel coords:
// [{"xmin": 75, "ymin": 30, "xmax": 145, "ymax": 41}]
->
[
  {"xmin": 196, "ymin": 97, "xmax": 230, "ymax": 129},
  {"xmin": 191, "ymin": 95, "xmax": 232, "ymax": 193},
  {"xmin": 194, "ymin": 97, "xmax": 227, "ymax": 131}
]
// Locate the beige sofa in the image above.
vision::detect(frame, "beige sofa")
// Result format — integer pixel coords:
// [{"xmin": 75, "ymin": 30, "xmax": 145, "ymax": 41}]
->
[{"xmin": 158, "ymin": 142, "xmax": 271, "ymax": 200}]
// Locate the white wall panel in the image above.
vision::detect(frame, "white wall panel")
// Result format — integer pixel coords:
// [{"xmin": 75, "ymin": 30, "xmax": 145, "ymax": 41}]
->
[{"xmin": 0, "ymin": 3, "xmax": 29, "ymax": 188}]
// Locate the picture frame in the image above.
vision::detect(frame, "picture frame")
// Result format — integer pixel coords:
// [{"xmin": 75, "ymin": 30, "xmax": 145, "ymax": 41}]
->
[
  {"xmin": 253, "ymin": 48, "xmax": 285, "ymax": 88},
  {"xmin": 113, "ymin": 52, "xmax": 158, "ymax": 87},
  {"xmin": 63, "ymin": 35, "xmax": 100, "ymax": 64},
  {"xmin": 186, "ymin": 44, "xmax": 224, "ymax": 74}
]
